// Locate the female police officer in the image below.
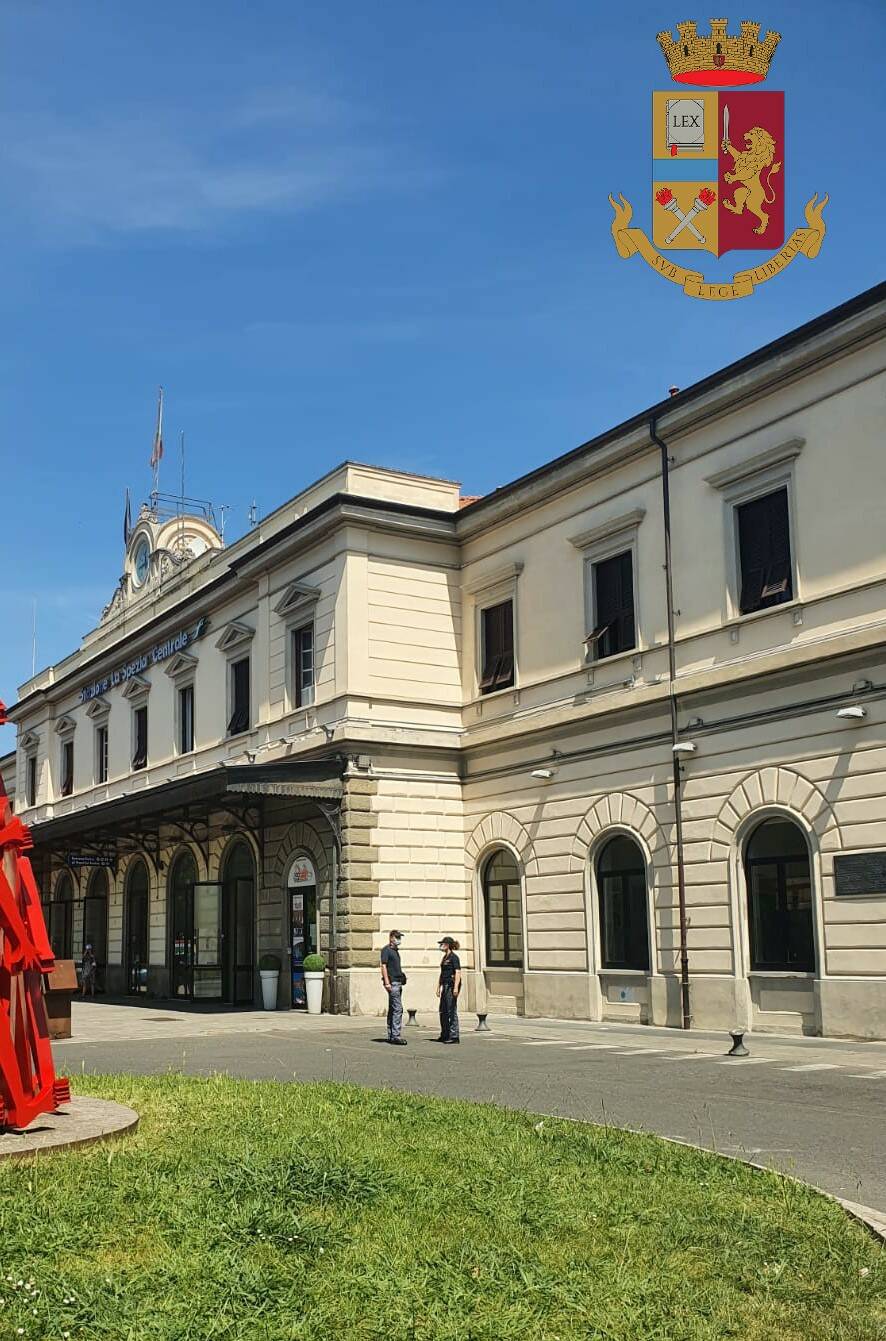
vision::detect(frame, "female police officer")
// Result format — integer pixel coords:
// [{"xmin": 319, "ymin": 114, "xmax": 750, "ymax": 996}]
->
[{"xmin": 435, "ymin": 936, "xmax": 462, "ymax": 1043}]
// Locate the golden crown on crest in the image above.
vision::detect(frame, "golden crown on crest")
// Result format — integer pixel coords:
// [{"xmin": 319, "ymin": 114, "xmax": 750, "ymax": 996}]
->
[{"xmin": 657, "ymin": 19, "xmax": 781, "ymax": 85}]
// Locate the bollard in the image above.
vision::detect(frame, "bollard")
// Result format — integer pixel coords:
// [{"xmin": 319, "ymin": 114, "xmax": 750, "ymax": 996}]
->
[
  {"xmin": 475, "ymin": 1013, "xmax": 490, "ymax": 1032},
  {"xmin": 726, "ymin": 1029, "xmax": 749, "ymax": 1057},
  {"xmin": 406, "ymin": 1008, "xmax": 418, "ymax": 1027}
]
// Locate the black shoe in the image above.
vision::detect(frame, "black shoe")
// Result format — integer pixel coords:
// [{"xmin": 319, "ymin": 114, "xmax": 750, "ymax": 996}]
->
[
  {"xmin": 433, "ymin": 1036, "xmax": 447, "ymax": 1042},
  {"xmin": 443, "ymin": 1038, "xmax": 460, "ymax": 1044},
  {"xmin": 389, "ymin": 1038, "xmax": 408, "ymax": 1046}
]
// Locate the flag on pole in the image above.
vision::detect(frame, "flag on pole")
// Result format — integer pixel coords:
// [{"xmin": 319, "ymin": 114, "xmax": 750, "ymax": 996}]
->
[
  {"xmin": 123, "ymin": 488, "xmax": 132, "ymax": 544},
  {"xmin": 150, "ymin": 387, "xmax": 164, "ymax": 471}
]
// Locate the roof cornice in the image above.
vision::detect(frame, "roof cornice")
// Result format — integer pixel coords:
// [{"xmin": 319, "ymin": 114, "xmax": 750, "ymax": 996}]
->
[{"xmin": 457, "ymin": 282, "xmax": 886, "ymax": 538}]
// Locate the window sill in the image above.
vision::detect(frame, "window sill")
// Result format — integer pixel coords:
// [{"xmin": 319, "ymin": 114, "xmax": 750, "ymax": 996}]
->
[
  {"xmin": 226, "ymin": 729, "xmax": 252, "ymax": 742},
  {"xmin": 598, "ymin": 967, "xmax": 651, "ymax": 976},
  {"xmin": 748, "ymin": 970, "xmax": 815, "ymax": 979},
  {"xmin": 723, "ymin": 597, "xmax": 802, "ymax": 630},
  {"xmin": 476, "ymin": 683, "xmax": 517, "ymax": 704},
  {"xmin": 586, "ymin": 645, "xmax": 639, "ymax": 669}
]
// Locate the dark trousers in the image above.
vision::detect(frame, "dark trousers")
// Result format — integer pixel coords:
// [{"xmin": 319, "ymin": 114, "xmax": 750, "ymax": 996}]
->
[
  {"xmin": 386, "ymin": 982, "xmax": 403, "ymax": 1040},
  {"xmin": 439, "ymin": 983, "xmax": 460, "ymax": 1041}
]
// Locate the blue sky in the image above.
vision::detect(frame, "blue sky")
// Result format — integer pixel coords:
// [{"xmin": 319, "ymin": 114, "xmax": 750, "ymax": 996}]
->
[{"xmin": 1, "ymin": 0, "xmax": 883, "ymax": 748}]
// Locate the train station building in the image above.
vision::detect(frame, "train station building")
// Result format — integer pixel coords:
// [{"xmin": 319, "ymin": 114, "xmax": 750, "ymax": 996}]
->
[{"xmin": 7, "ymin": 283, "xmax": 886, "ymax": 1038}]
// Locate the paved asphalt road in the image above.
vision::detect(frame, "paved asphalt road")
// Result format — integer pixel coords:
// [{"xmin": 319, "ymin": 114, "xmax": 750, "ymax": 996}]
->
[{"xmin": 54, "ymin": 1010, "xmax": 886, "ymax": 1218}]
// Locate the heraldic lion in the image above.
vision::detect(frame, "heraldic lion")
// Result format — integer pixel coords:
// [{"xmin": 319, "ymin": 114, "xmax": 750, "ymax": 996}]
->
[{"xmin": 722, "ymin": 127, "xmax": 781, "ymax": 235}]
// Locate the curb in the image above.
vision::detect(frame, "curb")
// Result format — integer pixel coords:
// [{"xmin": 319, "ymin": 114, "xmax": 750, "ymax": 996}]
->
[{"xmin": 536, "ymin": 1110, "xmax": 886, "ymax": 1244}]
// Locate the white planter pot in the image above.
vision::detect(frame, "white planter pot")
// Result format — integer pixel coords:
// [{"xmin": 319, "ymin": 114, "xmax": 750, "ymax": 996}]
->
[
  {"xmin": 259, "ymin": 970, "xmax": 279, "ymax": 1011},
  {"xmin": 304, "ymin": 971, "xmax": 325, "ymax": 1015}
]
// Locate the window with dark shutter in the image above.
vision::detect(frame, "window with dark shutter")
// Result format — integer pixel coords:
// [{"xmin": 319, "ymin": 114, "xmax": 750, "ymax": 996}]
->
[
  {"xmin": 179, "ymin": 684, "xmax": 195, "ymax": 754},
  {"xmin": 132, "ymin": 706, "xmax": 148, "ymax": 771},
  {"xmin": 228, "ymin": 657, "xmax": 250, "ymax": 735},
  {"xmin": 293, "ymin": 624, "xmax": 315, "ymax": 707},
  {"xmin": 96, "ymin": 725, "xmax": 109, "ymax": 784},
  {"xmin": 589, "ymin": 550, "xmax": 635, "ymax": 660},
  {"xmin": 27, "ymin": 755, "xmax": 37, "ymax": 807},
  {"xmin": 60, "ymin": 740, "xmax": 74, "ymax": 797},
  {"xmin": 479, "ymin": 600, "xmax": 515, "ymax": 694},
  {"xmin": 737, "ymin": 488, "xmax": 792, "ymax": 615}
]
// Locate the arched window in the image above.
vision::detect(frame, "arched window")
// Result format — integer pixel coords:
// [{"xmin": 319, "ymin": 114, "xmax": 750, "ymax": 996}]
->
[
  {"xmin": 596, "ymin": 836, "xmax": 649, "ymax": 971},
  {"xmin": 745, "ymin": 818, "xmax": 815, "ymax": 971},
  {"xmin": 125, "ymin": 859, "xmax": 150, "ymax": 994},
  {"xmin": 482, "ymin": 850, "xmax": 523, "ymax": 967},
  {"xmin": 49, "ymin": 873, "xmax": 74, "ymax": 960},
  {"xmin": 84, "ymin": 867, "xmax": 109, "ymax": 985}
]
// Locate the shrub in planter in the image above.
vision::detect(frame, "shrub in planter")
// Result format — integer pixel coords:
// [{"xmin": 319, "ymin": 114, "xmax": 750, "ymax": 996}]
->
[
  {"xmin": 302, "ymin": 954, "xmax": 326, "ymax": 1014},
  {"xmin": 258, "ymin": 953, "xmax": 281, "ymax": 1010}
]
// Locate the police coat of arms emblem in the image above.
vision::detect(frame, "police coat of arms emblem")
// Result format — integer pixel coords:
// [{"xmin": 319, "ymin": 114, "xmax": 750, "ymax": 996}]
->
[{"xmin": 609, "ymin": 20, "xmax": 828, "ymax": 300}]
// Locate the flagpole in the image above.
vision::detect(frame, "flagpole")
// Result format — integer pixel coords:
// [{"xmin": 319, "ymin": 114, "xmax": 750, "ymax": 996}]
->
[{"xmin": 151, "ymin": 385, "xmax": 164, "ymax": 502}]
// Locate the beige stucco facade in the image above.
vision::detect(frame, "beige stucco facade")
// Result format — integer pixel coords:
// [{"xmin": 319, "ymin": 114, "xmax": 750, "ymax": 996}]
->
[{"xmin": 8, "ymin": 284, "xmax": 886, "ymax": 1037}]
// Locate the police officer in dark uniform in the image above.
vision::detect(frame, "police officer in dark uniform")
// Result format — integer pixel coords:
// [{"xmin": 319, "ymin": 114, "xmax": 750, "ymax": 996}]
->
[
  {"xmin": 380, "ymin": 929, "xmax": 407, "ymax": 1045},
  {"xmin": 435, "ymin": 936, "xmax": 462, "ymax": 1044}
]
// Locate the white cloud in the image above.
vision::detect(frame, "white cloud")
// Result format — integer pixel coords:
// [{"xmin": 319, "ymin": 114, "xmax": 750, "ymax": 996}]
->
[{"xmin": 0, "ymin": 88, "xmax": 422, "ymax": 239}]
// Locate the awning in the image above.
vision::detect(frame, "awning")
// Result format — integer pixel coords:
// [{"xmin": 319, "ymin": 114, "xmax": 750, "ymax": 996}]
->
[{"xmin": 27, "ymin": 756, "xmax": 346, "ymax": 850}]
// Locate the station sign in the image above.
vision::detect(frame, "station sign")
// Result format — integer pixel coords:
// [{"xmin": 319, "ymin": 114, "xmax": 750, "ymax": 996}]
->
[
  {"xmin": 78, "ymin": 617, "xmax": 208, "ymax": 705},
  {"xmin": 66, "ymin": 851, "xmax": 116, "ymax": 868}
]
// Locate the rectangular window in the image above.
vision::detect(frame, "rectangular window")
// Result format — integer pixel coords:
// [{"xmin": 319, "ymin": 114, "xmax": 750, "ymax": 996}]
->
[
  {"xmin": 228, "ymin": 657, "xmax": 250, "ymax": 735},
  {"xmin": 479, "ymin": 600, "xmax": 515, "ymax": 695},
  {"xmin": 736, "ymin": 487, "xmax": 793, "ymax": 615},
  {"xmin": 60, "ymin": 740, "xmax": 74, "ymax": 797},
  {"xmin": 292, "ymin": 623, "xmax": 315, "ymax": 708},
  {"xmin": 178, "ymin": 684, "xmax": 195, "ymax": 754},
  {"xmin": 132, "ymin": 705, "xmax": 148, "ymax": 770},
  {"xmin": 95, "ymin": 725, "xmax": 109, "ymax": 784},
  {"xmin": 587, "ymin": 550, "xmax": 635, "ymax": 660},
  {"xmin": 26, "ymin": 755, "xmax": 37, "ymax": 807}
]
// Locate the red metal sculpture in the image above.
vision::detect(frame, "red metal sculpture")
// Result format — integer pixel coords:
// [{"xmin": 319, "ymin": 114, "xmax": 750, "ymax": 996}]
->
[{"xmin": 0, "ymin": 701, "xmax": 69, "ymax": 1128}]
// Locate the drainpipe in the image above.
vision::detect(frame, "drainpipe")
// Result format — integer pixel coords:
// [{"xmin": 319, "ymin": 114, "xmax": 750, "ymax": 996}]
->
[{"xmin": 650, "ymin": 415, "xmax": 691, "ymax": 1030}]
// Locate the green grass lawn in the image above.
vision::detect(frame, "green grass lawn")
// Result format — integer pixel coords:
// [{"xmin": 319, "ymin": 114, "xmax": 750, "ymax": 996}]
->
[{"xmin": 0, "ymin": 1075, "xmax": 881, "ymax": 1340}]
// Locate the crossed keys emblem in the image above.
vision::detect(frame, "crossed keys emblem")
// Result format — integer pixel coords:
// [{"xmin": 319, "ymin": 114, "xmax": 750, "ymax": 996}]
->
[{"xmin": 655, "ymin": 186, "xmax": 717, "ymax": 244}]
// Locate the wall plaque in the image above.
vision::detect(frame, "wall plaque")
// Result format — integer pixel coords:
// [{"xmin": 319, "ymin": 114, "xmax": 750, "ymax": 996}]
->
[{"xmin": 834, "ymin": 852, "xmax": 886, "ymax": 897}]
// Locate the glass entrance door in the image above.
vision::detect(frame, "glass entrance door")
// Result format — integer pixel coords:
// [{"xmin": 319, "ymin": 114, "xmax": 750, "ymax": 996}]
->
[
  {"xmin": 170, "ymin": 878, "xmax": 224, "ymax": 1001},
  {"xmin": 125, "ymin": 861, "xmax": 150, "ymax": 995},
  {"xmin": 192, "ymin": 882, "xmax": 223, "ymax": 1000},
  {"xmin": 224, "ymin": 877, "xmax": 254, "ymax": 1005},
  {"xmin": 170, "ymin": 865, "xmax": 194, "ymax": 998}
]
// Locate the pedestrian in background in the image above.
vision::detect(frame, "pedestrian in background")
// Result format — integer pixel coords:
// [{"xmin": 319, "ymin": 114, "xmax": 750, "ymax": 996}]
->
[
  {"xmin": 380, "ymin": 929, "xmax": 407, "ymax": 1046},
  {"xmin": 436, "ymin": 936, "xmax": 461, "ymax": 1044},
  {"xmin": 81, "ymin": 943, "xmax": 97, "ymax": 998}
]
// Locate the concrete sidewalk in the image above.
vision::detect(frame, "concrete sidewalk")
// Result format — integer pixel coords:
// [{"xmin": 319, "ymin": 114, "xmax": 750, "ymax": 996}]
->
[{"xmin": 66, "ymin": 998, "xmax": 886, "ymax": 1072}]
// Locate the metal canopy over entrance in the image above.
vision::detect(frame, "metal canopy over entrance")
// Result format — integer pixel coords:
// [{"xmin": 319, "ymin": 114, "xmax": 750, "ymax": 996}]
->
[
  {"xmin": 26, "ymin": 757, "xmax": 345, "ymax": 1005},
  {"xmin": 27, "ymin": 758, "xmax": 345, "ymax": 873}
]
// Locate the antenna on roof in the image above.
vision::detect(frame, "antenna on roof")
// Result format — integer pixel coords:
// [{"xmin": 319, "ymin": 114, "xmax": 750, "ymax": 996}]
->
[
  {"xmin": 218, "ymin": 504, "xmax": 232, "ymax": 544},
  {"xmin": 248, "ymin": 499, "xmax": 258, "ymax": 528}
]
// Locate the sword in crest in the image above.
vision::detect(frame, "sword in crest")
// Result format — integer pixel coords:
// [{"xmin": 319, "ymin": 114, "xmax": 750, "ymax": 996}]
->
[{"xmin": 721, "ymin": 102, "xmax": 730, "ymax": 154}]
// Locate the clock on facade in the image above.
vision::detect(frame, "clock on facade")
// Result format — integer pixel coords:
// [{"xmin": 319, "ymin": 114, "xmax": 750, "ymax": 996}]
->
[{"xmin": 132, "ymin": 539, "xmax": 150, "ymax": 587}]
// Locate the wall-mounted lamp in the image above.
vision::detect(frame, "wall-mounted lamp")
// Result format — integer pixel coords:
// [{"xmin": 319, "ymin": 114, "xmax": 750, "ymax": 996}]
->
[
  {"xmin": 837, "ymin": 706, "xmax": 867, "ymax": 721},
  {"xmin": 672, "ymin": 742, "xmax": 697, "ymax": 755},
  {"xmin": 530, "ymin": 768, "xmax": 557, "ymax": 780}
]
